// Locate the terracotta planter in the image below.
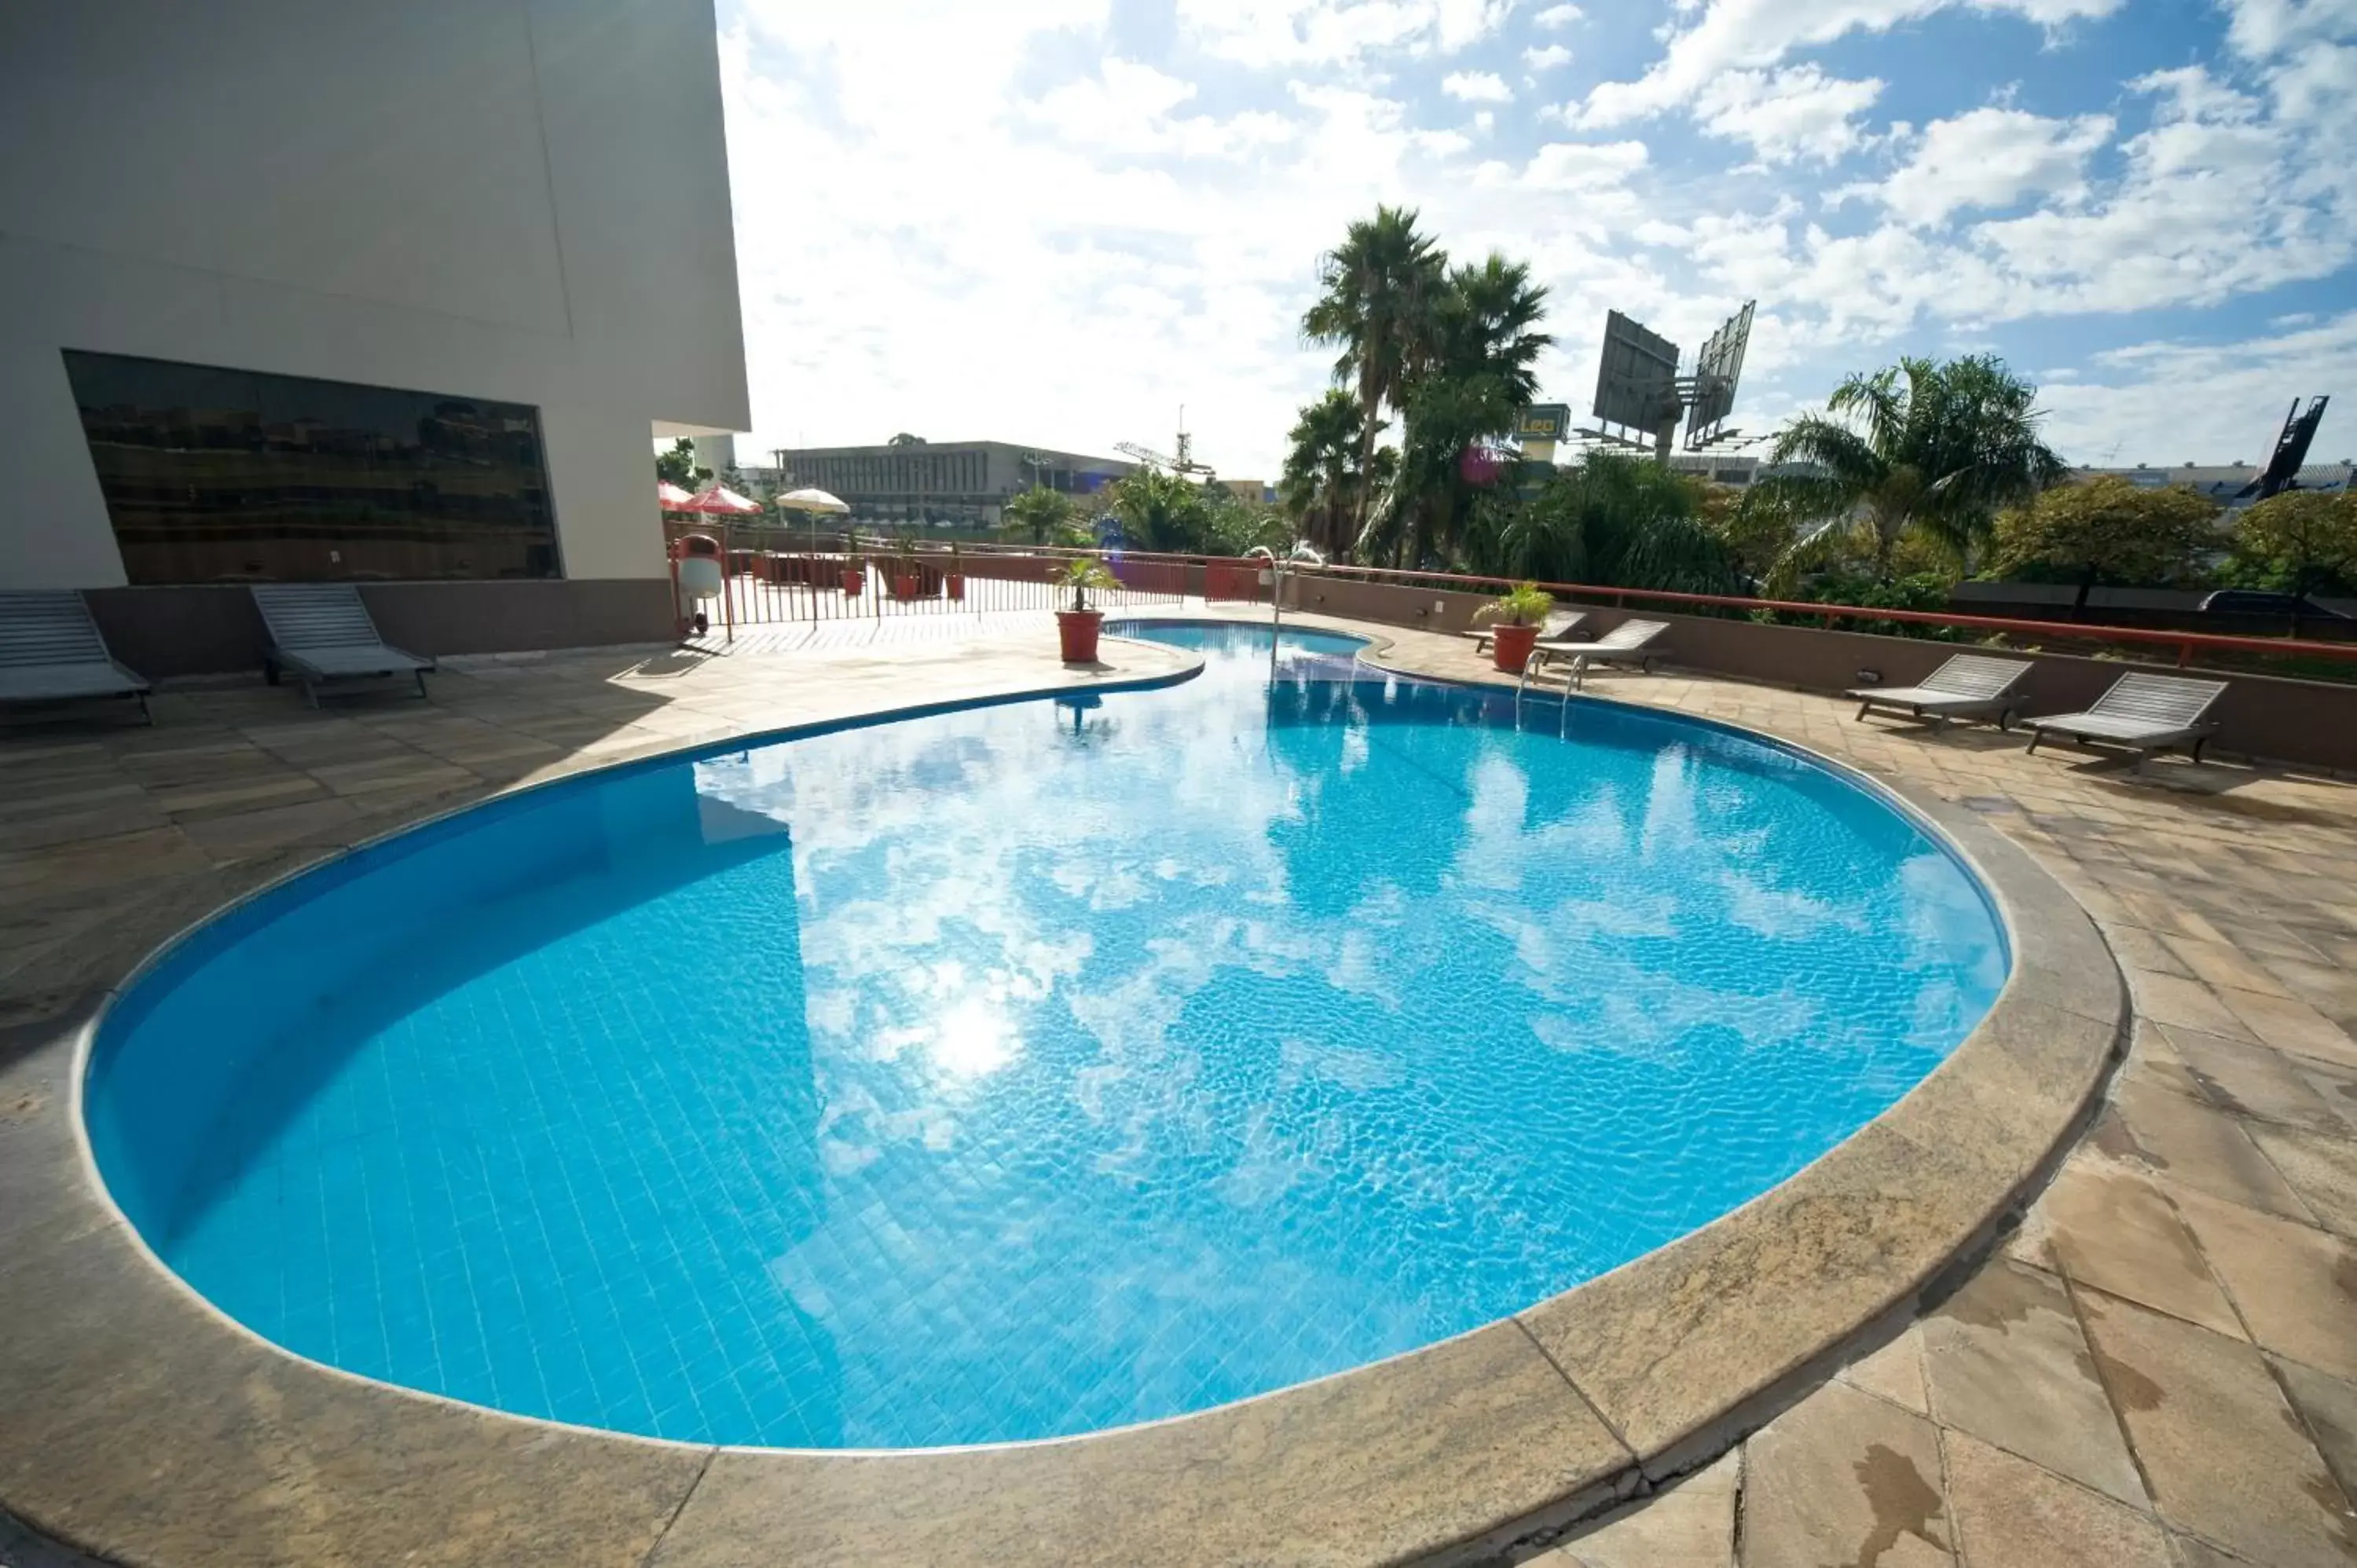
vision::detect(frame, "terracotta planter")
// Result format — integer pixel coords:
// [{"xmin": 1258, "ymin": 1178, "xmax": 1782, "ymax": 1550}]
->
[
  {"xmin": 890, "ymin": 573, "xmax": 921, "ymax": 602},
  {"xmin": 947, "ymin": 573, "xmax": 966, "ymax": 602},
  {"xmin": 1490, "ymin": 621, "xmax": 1540, "ymax": 673},
  {"xmin": 1058, "ymin": 609, "xmax": 1104, "ymax": 664},
  {"xmin": 841, "ymin": 568, "xmax": 864, "ymax": 595}
]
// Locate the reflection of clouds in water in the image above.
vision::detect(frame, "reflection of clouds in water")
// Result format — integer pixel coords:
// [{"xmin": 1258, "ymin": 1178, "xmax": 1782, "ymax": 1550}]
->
[
  {"xmin": 1718, "ymin": 876, "xmax": 1864, "ymax": 941},
  {"xmin": 679, "ymin": 644, "xmax": 2005, "ymax": 1443}
]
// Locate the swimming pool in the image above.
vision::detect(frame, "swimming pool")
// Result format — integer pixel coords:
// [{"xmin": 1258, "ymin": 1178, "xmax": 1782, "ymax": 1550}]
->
[{"xmin": 84, "ymin": 621, "xmax": 2007, "ymax": 1450}]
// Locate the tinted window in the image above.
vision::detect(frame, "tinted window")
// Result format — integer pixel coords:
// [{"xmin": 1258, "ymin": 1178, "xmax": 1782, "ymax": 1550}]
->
[{"xmin": 63, "ymin": 350, "xmax": 559, "ymax": 584}]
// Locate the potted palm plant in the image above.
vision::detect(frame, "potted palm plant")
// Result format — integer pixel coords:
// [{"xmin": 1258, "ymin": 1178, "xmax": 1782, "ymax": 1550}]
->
[
  {"xmin": 889, "ymin": 533, "xmax": 922, "ymax": 600},
  {"xmin": 841, "ymin": 552, "xmax": 864, "ymax": 595},
  {"xmin": 1055, "ymin": 558, "xmax": 1119, "ymax": 663},
  {"xmin": 1475, "ymin": 581, "xmax": 1553, "ymax": 672},
  {"xmin": 947, "ymin": 540, "xmax": 966, "ymax": 602}
]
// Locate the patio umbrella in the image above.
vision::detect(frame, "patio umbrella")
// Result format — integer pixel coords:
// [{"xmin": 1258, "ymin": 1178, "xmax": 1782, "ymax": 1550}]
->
[
  {"xmin": 655, "ymin": 480, "xmax": 698, "ymax": 509},
  {"xmin": 675, "ymin": 483, "xmax": 764, "ymax": 516},
  {"xmin": 778, "ymin": 485, "xmax": 849, "ymax": 554}
]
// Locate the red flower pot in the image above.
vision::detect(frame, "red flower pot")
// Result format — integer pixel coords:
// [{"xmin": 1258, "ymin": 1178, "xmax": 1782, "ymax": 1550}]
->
[
  {"xmin": 1058, "ymin": 609, "xmax": 1104, "ymax": 664},
  {"xmin": 891, "ymin": 573, "xmax": 920, "ymax": 601},
  {"xmin": 947, "ymin": 573, "xmax": 966, "ymax": 602},
  {"xmin": 1490, "ymin": 621, "xmax": 1539, "ymax": 673},
  {"xmin": 841, "ymin": 568, "xmax": 864, "ymax": 595}
]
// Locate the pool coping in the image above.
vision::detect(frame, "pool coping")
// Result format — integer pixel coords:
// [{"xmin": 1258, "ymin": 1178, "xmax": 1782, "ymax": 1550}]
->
[{"xmin": 0, "ymin": 628, "xmax": 2127, "ymax": 1568}]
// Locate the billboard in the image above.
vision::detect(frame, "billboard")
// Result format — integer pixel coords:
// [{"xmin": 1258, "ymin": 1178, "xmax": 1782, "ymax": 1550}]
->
[
  {"xmin": 1516, "ymin": 404, "xmax": 1571, "ymax": 442},
  {"xmin": 1592, "ymin": 311, "xmax": 1681, "ymax": 434},
  {"xmin": 1516, "ymin": 402, "xmax": 1571, "ymax": 463},
  {"xmin": 1685, "ymin": 300, "xmax": 1754, "ymax": 446}
]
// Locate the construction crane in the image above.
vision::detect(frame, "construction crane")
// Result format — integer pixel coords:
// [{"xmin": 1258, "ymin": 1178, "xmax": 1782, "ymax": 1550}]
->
[
  {"xmin": 1116, "ymin": 406, "xmax": 1218, "ymax": 482},
  {"xmin": 2239, "ymin": 396, "xmax": 2330, "ymax": 501}
]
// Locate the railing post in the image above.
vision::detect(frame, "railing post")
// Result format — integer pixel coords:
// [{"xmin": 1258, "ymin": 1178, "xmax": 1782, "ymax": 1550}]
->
[{"xmin": 721, "ymin": 521, "xmax": 735, "ymax": 643}]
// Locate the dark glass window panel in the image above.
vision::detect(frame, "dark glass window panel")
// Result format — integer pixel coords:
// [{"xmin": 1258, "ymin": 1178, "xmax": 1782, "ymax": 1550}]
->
[{"xmin": 61, "ymin": 350, "xmax": 560, "ymax": 584}]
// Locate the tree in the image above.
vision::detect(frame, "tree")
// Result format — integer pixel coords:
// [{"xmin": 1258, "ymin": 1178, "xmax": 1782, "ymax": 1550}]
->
[
  {"xmin": 1301, "ymin": 206, "xmax": 1448, "ymax": 553},
  {"xmin": 1989, "ymin": 476, "xmax": 2220, "ymax": 613},
  {"xmin": 2230, "ymin": 490, "xmax": 2357, "ymax": 629},
  {"xmin": 655, "ymin": 437, "xmax": 709, "ymax": 489},
  {"xmin": 1200, "ymin": 488, "xmax": 1296, "ymax": 556},
  {"xmin": 1001, "ymin": 485, "xmax": 1080, "ymax": 547},
  {"xmin": 1706, "ymin": 485, "xmax": 1791, "ymax": 587},
  {"xmin": 1469, "ymin": 452, "xmax": 1739, "ymax": 595},
  {"xmin": 1279, "ymin": 390, "xmax": 1371, "ymax": 558},
  {"xmin": 1363, "ymin": 252, "xmax": 1552, "ymax": 569},
  {"xmin": 1754, "ymin": 355, "xmax": 2064, "ymax": 581},
  {"xmin": 887, "ymin": 432, "xmax": 927, "ymax": 447},
  {"xmin": 1107, "ymin": 467, "xmax": 1213, "ymax": 553}
]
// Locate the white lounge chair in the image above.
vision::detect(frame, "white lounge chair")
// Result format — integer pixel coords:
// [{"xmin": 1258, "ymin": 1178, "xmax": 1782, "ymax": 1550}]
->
[
  {"xmin": 1524, "ymin": 618, "xmax": 1670, "ymax": 691},
  {"xmin": 1464, "ymin": 607, "xmax": 1585, "ymax": 654},
  {"xmin": 251, "ymin": 584, "xmax": 434, "ymax": 707},
  {"xmin": 0, "ymin": 590, "xmax": 152, "ymax": 724},
  {"xmin": 1849, "ymin": 653, "xmax": 2034, "ymax": 731},
  {"xmin": 2023, "ymin": 672, "xmax": 2228, "ymax": 771}
]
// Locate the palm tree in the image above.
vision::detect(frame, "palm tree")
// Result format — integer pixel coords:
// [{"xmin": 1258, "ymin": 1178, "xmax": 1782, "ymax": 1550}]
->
[
  {"xmin": 1108, "ymin": 467, "xmax": 1212, "ymax": 554},
  {"xmin": 1001, "ymin": 485, "xmax": 1078, "ymax": 547},
  {"xmin": 1756, "ymin": 355, "xmax": 2064, "ymax": 581},
  {"xmin": 1472, "ymin": 452, "xmax": 1737, "ymax": 593},
  {"xmin": 1278, "ymin": 390, "xmax": 1370, "ymax": 557},
  {"xmin": 1361, "ymin": 252, "xmax": 1552, "ymax": 567},
  {"xmin": 1301, "ymin": 207, "xmax": 1448, "ymax": 554}
]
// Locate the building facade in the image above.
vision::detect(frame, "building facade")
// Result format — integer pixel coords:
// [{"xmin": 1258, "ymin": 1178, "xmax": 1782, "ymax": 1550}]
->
[
  {"xmin": 0, "ymin": 0, "xmax": 749, "ymax": 672},
  {"xmin": 747, "ymin": 441, "xmax": 1135, "ymax": 529}
]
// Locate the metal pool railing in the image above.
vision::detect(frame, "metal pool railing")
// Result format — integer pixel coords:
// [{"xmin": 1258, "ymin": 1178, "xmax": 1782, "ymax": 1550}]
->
[{"xmin": 661, "ymin": 525, "xmax": 1198, "ymax": 641}]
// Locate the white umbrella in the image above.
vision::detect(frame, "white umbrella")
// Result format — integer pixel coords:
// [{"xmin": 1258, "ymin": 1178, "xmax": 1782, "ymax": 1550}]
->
[
  {"xmin": 778, "ymin": 487, "xmax": 849, "ymax": 513},
  {"xmin": 778, "ymin": 486, "xmax": 850, "ymax": 556}
]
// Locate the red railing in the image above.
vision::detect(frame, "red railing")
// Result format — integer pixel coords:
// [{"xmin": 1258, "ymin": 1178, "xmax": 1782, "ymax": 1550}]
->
[
  {"xmin": 661, "ymin": 522, "xmax": 1191, "ymax": 639},
  {"xmin": 669, "ymin": 524, "xmax": 2357, "ymax": 673},
  {"xmin": 1300, "ymin": 560, "xmax": 2357, "ymax": 670}
]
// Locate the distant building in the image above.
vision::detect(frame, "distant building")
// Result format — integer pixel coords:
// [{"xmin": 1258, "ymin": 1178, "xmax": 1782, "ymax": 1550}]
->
[
  {"xmin": 745, "ymin": 441, "xmax": 1135, "ymax": 529},
  {"xmin": 1663, "ymin": 452, "xmax": 1791, "ymax": 488},
  {"xmin": 2064, "ymin": 461, "xmax": 2355, "ymax": 511},
  {"xmin": 1218, "ymin": 478, "xmax": 1278, "ymax": 505}
]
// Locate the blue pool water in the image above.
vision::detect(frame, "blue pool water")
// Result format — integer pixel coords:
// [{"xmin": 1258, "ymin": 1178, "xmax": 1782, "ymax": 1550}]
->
[{"xmin": 86, "ymin": 622, "xmax": 2007, "ymax": 1449}]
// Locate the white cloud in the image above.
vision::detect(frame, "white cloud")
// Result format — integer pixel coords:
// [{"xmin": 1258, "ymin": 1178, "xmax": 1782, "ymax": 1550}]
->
[
  {"xmin": 1175, "ymin": 0, "xmax": 1509, "ymax": 63},
  {"xmin": 2221, "ymin": 0, "xmax": 2357, "ymax": 57},
  {"xmin": 1442, "ymin": 70, "xmax": 1515, "ymax": 101},
  {"xmin": 1875, "ymin": 106, "xmax": 2113, "ymax": 225},
  {"xmin": 1532, "ymin": 2, "xmax": 1584, "ymax": 24},
  {"xmin": 1523, "ymin": 42, "xmax": 1574, "ymax": 68},
  {"xmin": 1693, "ymin": 66, "xmax": 1884, "ymax": 164},
  {"xmin": 1570, "ymin": 0, "xmax": 2124, "ymax": 129},
  {"xmin": 2040, "ymin": 310, "xmax": 2357, "ymax": 463},
  {"xmin": 1521, "ymin": 139, "xmax": 1651, "ymax": 189},
  {"xmin": 1025, "ymin": 59, "xmax": 1300, "ymax": 159},
  {"xmin": 1436, "ymin": 0, "xmax": 1516, "ymax": 51}
]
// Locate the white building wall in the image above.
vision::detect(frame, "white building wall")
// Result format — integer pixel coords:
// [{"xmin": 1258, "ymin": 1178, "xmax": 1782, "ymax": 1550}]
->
[{"xmin": 0, "ymin": 0, "xmax": 748, "ymax": 590}]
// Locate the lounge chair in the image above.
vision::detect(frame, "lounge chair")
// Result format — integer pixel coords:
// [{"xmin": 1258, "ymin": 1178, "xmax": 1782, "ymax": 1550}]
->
[
  {"xmin": 251, "ymin": 584, "xmax": 434, "ymax": 706},
  {"xmin": 1524, "ymin": 618, "xmax": 1670, "ymax": 691},
  {"xmin": 1464, "ymin": 607, "xmax": 1585, "ymax": 654},
  {"xmin": 0, "ymin": 590, "xmax": 152, "ymax": 724},
  {"xmin": 2022, "ymin": 672, "xmax": 2228, "ymax": 771},
  {"xmin": 1849, "ymin": 654, "xmax": 2034, "ymax": 730}
]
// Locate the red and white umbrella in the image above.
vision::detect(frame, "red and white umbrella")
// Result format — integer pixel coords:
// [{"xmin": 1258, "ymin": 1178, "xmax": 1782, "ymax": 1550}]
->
[
  {"xmin": 675, "ymin": 483, "xmax": 764, "ymax": 516},
  {"xmin": 656, "ymin": 480, "xmax": 698, "ymax": 509}
]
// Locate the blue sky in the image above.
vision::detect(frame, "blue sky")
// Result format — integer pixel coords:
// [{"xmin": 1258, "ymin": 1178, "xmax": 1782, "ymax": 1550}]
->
[{"xmin": 715, "ymin": 0, "xmax": 2356, "ymax": 478}]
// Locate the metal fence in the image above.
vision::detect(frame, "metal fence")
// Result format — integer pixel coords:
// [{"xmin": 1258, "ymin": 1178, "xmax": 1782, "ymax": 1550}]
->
[{"xmin": 662, "ymin": 525, "xmax": 1196, "ymax": 639}]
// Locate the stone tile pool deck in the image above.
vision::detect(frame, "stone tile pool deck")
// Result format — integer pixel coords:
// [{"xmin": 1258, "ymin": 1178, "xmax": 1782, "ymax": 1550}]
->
[{"xmin": 1, "ymin": 607, "xmax": 2352, "ymax": 1567}]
